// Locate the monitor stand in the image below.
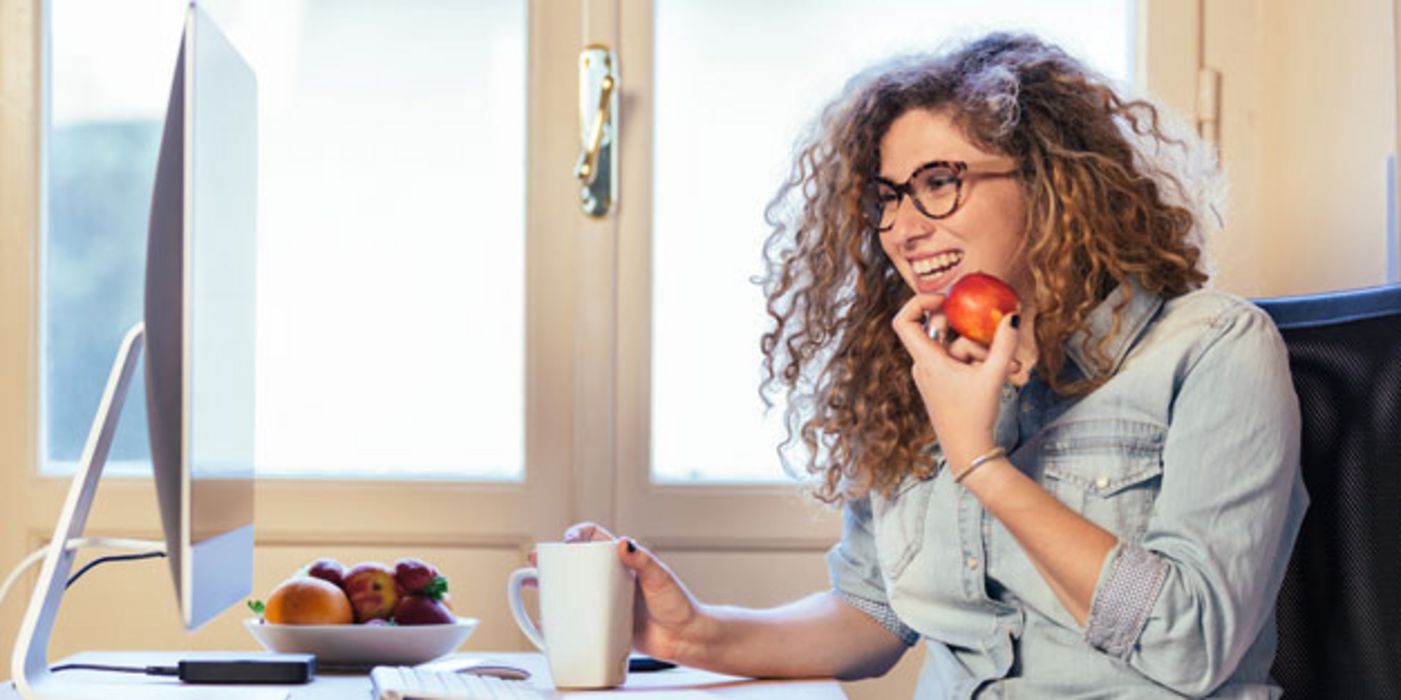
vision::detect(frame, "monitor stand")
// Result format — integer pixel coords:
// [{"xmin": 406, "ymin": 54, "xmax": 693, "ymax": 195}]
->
[{"xmin": 9, "ymin": 324, "xmax": 155, "ymax": 700}]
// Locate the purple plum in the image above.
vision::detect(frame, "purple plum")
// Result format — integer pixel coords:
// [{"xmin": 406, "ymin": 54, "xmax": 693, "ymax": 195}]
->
[
  {"xmin": 306, "ymin": 558, "xmax": 346, "ymax": 589},
  {"xmin": 393, "ymin": 558, "xmax": 445, "ymax": 597},
  {"xmin": 393, "ymin": 595, "xmax": 455, "ymax": 626}
]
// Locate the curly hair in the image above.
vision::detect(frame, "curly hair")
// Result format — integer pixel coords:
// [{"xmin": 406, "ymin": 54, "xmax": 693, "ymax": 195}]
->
[{"xmin": 758, "ymin": 33, "xmax": 1215, "ymax": 503}]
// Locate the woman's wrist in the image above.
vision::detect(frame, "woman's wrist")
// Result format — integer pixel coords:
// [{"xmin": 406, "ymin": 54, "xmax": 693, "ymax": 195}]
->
[
  {"xmin": 954, "ymin": 446, "xmax": 1005, "ymax": 484},
  {"xmin": 958, "ymin": 454, "xmax": 1014, "ymax": 492},
  {"xmin": 943, "ymin": 439, "xmax": 999, "ymax": 476},
  {"xmin": 670, "ymin": 603, "xmax": 727, "ymax": 668}
]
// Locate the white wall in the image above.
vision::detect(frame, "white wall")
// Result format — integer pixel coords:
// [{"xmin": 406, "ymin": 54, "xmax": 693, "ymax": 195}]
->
[{"xmin": 1206, "ymin": 0, "xmax": 1398, "ymax": 297}]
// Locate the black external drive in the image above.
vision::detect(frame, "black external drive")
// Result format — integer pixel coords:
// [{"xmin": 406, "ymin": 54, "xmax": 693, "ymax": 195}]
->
[{"xmin": 177, "ymin": 653, "xmax": 316, "ymax": 684}]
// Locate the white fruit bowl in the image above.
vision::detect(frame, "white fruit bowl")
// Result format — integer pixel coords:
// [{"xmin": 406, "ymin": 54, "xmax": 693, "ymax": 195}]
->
[{"xmin": 244, "ymin": 617, "xmax": 479, "ymax": 666}]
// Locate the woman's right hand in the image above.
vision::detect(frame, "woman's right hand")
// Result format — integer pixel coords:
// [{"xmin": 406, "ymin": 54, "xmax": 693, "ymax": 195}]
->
[{"xmin": 558, "ymin": 522, "xmax": 709, "ymax": 664}]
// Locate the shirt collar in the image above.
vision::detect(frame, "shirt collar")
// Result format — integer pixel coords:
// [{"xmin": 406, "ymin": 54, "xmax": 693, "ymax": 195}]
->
[{"xmin": 1063, "ymin": 277, "xmax": 1165, "ymax": 380}]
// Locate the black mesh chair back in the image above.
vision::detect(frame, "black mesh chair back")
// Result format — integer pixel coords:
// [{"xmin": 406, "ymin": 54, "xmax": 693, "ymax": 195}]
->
[{"xmin": 1254, "ymin": 284, "xmax": 1401, "ymax": 699}]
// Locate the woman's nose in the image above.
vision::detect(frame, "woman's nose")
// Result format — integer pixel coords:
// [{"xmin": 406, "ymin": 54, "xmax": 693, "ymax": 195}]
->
[{"xmin": 888, "ymin": 194, "xmax": 933, "ymax": 244}]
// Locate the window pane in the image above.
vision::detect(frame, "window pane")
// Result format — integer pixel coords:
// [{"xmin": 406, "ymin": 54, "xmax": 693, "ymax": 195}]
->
[
  {"xmin": 651, "ymin": 0, "xmax": 1134, "ymax": 483},
  {"xmin": 44, "ymin": 0, "xmax": 184, "ymax": 476},
  {"xmin": 44, "ymin": 0, "xmax": 527, "ymax": 479}
]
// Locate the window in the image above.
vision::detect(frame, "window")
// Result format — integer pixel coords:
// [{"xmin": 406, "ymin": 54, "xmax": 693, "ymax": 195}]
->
[
  {"xmin": 43, "ymin": 0, "xmax": 527, "ymax": 479},
  {"xmin": 11, "ymin": 1, "xmax": 1161, "ymax": 677}
]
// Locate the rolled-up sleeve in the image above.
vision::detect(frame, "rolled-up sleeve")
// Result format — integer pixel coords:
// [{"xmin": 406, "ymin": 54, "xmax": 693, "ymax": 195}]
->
[
  {"xmin": 1084, "ymin": 304, "xmax": 1307, "ymax": 696},
  {"xmin": 1085, "ymin": 541, "xmax": 1169, "ymax": 657},
  {"xmin": 827, "ymin": 494, "xmax": 920, "ymax": 646}
]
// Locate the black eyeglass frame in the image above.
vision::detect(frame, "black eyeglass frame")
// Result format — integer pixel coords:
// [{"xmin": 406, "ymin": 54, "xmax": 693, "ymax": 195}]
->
[{"xmin": 862, "ymin": 158, "xmax": 1018, "ymax": 232}]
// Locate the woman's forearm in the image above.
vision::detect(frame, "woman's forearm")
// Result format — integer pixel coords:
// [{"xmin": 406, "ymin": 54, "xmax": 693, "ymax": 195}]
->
[
  {"xmin": 677, "ymin": 591, "xmax": 909, "ymax": 680},
  {"xmin": 955, "ymin": 455, "xmax": 1117, "ymax": 626}
]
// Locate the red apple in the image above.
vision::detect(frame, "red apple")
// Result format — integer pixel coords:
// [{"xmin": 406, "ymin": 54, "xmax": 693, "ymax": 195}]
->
[
  {"xmin": 393, "ymin": 557, "xmax": 444, "ymax": 596},
  {"xmin": 944, "ymin": 272, "xmax": 1020, "ymax": 345},
  {"xmin": 393, "ymin": 595, "xmax": 456, "ymax": 625},
  {"xmin": 342, "ymin": 562, "xmax": 400, "ymax": 623},
  {"xmin": 306, "ymin": 558, "xmax": 346, "ymax": 589}
]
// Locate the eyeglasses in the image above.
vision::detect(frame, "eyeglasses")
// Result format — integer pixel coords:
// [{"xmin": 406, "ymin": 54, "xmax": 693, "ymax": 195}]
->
[{"xmin": 859, "ymin": 158, "xmax": 1018, "ymax": 232}]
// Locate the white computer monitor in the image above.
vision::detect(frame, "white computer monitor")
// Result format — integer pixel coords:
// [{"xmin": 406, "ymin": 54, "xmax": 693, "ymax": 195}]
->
[
  {"xmin": 144, "ymin": 0, "xmax": 258, "ymax": 631},
  {"xmin": 11, "ymin": 4, "xmax": 258, "ymax": 697}
]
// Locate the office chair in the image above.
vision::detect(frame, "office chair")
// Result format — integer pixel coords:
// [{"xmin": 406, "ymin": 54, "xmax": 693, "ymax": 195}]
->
[{"xmin": 1254, "ymin": 284, "xmax": 1401, "ymax": 700}]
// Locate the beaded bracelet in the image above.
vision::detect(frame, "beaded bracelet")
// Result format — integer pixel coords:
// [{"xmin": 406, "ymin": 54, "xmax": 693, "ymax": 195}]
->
[{"xmin": 953, "ymin": 446, "xmax": 1006, "ymax": 484}]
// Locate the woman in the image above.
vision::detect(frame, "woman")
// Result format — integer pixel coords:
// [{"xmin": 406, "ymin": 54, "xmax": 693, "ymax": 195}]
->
[{"xmin": 560, "ymin": 33, "xmax": 1306, "ymax": 698}]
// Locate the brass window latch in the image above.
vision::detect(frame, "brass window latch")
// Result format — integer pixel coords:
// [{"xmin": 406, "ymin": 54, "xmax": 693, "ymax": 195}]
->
[{"xmin": 574, "ymin": 45, "xmax": 618, "ymax": 217}]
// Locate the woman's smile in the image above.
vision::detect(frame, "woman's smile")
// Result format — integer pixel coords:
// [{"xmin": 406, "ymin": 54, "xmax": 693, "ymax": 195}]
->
[{"xmin": 907, "ymin": 249, "xmax": 965, "ymax": 294}]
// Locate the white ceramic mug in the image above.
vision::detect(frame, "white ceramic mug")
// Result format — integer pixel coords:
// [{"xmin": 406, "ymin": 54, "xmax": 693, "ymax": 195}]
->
[{"xmin": 506, "ymin": 541, "xmax": 635, "ymax": 688}]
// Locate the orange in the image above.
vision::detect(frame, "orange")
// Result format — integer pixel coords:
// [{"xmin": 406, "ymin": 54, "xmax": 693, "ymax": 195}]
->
[{"xmin": 264, "ymin": 576, "xmax": 353, "ymax": 625}]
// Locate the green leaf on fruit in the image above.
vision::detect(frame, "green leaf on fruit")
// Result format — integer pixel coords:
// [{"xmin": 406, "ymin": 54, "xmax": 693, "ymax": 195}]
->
[
  {"xmin": 247, "ymin": 599, "xmax": 265, "ymax": 620},
  {"xmin": 424, "ymin": 576, "xmax": 449, "ymax": 601}
]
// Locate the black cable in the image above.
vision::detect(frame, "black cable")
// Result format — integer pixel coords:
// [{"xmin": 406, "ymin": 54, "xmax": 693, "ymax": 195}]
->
[
  {"xmin": 64, "ymin": 551, "xmax": 165, "ymax": 590},
  {"xmin": 49, "ymin": 663, "xmax": 178, "ymax": 676},
  {"xmin": 47, "ymin": 551, "xmax": 176, "ymax": 678}
]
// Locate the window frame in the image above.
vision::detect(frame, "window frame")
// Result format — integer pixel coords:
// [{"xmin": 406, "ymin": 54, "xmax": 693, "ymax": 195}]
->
[
  {"xmin": 0, "ymin": 0, "xmax": 586, "ymax": 600},
  {"xmin": 0, "ymin": 0, "xmax": 1203, "ymax": 663}
]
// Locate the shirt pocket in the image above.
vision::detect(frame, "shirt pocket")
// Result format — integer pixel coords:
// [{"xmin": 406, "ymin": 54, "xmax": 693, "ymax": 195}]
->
[
  {"xmin": 871, "ymin": 474, "xmax": 936, "ymax": 581},
  {"xmin": 1039, "ymin": 421, "xmax": 1166, "ymax": 540}
]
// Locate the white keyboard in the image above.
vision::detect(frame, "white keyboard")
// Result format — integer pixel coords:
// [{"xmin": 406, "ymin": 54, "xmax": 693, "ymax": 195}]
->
[{"xmin": 371, "ymin": 665, "xmax": 546, "ymax": 700}]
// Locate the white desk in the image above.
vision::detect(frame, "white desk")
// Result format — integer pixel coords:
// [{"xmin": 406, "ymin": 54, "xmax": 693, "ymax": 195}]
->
[{"xmin": 2, "ymin": 651, "xmax": 847, "ymax": 699}]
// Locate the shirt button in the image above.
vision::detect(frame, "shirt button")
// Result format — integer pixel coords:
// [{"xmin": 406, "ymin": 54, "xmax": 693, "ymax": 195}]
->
[
  {"xmin": 1095, "ymin": 476, "xmax": 1110, "ymax": 491},
  {"xmin": 966, "ymin": 556, "xmax": 980, "ymax": 570}
]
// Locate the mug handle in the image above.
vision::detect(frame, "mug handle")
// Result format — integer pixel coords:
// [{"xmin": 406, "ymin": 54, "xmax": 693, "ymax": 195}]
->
[{"xmin": 506, "ymin": 567, "xmax": 546, "ymax": 651}]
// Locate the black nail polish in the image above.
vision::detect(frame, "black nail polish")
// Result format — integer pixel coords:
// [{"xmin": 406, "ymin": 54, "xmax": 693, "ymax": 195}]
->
[
  {"xmin": 1011, "ymin": 314, "xmax": 1021, "ymax": 329},
  {"xmin": 626, "ymin": 539, "xmax": 637, "ymax": 553}
]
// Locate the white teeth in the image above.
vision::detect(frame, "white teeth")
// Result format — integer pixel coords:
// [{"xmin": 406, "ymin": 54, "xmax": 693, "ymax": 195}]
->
[{"xmin": 911, "ymin": 252, "xmax": 963, "ymax": 276}]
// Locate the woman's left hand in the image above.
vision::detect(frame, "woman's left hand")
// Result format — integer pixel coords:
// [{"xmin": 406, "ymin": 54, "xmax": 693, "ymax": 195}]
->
[{"xmin": 892, "ymin": 294, "xmax": 1021, "ymax": 466}]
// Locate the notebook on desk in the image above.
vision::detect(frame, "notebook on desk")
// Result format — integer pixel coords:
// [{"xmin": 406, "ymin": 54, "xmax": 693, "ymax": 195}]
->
[{"xmin": 370, "ymin": 665, "xmax": 544, "ymax": 700}]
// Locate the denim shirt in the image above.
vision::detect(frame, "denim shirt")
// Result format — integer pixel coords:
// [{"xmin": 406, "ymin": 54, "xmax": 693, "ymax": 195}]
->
[{"xmin": 827, "ymin": 282, "xmax": 1307, "ymax": 699}]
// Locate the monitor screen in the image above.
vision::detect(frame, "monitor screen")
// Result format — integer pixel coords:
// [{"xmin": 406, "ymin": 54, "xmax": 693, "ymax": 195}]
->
[{"xmin": 144, "ymin": 3, "xmax": 257, "ymax": 631}]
